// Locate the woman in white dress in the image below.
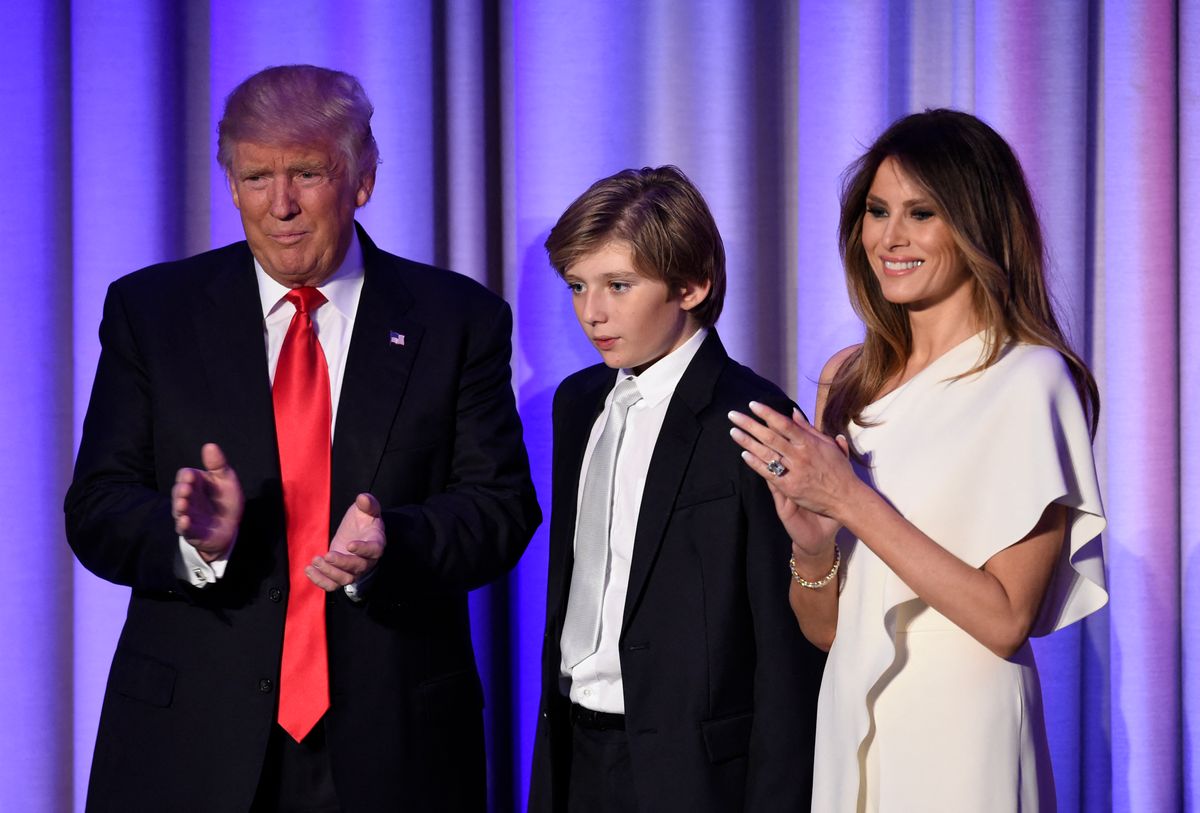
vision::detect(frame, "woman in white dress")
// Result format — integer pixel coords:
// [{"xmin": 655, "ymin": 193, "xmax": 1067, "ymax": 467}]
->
[{"xmin": 728, "ymin": 109, "xmax": 1107, "ymax": 811}]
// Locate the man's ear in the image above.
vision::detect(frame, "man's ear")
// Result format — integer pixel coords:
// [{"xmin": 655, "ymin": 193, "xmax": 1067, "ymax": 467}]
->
[
  {"xmin": 679, "ymin": 278, "xmax": 712, "ymax": 312},
  {"xmin": 355, "ymin": 170, "xmax": 376, "ymax": 208}
]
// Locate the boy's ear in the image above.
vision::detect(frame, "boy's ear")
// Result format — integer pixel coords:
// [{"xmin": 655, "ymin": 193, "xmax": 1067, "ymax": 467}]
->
[{"xmin": 678, "ymin": 278, "xmax": 712, "ymax": 312}]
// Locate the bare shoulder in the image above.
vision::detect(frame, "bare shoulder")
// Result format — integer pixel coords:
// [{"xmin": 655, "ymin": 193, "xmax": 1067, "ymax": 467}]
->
[
  {"xmin": 820, "ymin": 344, "xmax": 861, "ymax": 384},
  {"xmin": 815, "ymin": 344, "xmax": 861, "ymax": 428}
]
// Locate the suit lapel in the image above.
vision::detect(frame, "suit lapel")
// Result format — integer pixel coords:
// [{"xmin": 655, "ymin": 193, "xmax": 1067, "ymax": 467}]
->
[
  {"xmin": 329, "ymin": 227, "xmax": 423, "ymax": 516},
  {"xmin": 194, "ymin": 245, "xmax": 280, "ymax": 490},
  {"xmin": 621, "ymin": 331, "xmax": 729, "ymax": 631}
]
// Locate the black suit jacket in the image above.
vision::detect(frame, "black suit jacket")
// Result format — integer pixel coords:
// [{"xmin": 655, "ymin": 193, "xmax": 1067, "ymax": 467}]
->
[
  {"xmin": 65, "ymin": 226, "xmax": 540, "ymax": 812},
  {"xmin": 528, "ymin": 331, "xmax": 824, "ymax": 812}
]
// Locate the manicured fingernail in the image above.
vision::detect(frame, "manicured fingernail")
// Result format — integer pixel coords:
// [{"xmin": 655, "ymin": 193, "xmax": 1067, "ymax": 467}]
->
[{"xmin": 740, "ymin": 451, "xmax": 752, "ymax": 461}]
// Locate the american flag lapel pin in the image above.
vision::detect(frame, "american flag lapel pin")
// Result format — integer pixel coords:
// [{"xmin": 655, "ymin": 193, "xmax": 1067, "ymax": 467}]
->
[{"xmin": 389, "ymin": 330, "xmax": 405, "ymax": 347}]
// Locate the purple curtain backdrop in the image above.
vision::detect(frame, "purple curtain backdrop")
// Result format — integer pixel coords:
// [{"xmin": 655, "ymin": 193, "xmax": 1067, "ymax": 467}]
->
[{"xmin": 2, "ymin": 1, "xmax": 1194, "ymax": 811}]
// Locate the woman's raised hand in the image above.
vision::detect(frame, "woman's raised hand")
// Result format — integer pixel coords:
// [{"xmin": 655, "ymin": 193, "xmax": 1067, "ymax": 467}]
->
[{"xmin": 728, "ymin": 401, "xmax": 857, "ymax": 527}]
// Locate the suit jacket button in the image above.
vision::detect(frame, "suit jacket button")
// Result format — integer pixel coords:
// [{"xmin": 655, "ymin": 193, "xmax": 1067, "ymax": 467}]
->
[
  {"xmin": 269, "ymin": 588, "xmax": 282, "ymax": 602},
  {"xmin": 258, "ymin": 678, "xmax": 273, "ymax": 693}
]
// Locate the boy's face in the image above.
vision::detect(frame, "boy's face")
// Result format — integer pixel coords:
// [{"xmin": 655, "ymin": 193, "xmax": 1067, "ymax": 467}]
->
[{"xmin": 564, "ymin": 241, "xmax": 710, "ymax": 375}]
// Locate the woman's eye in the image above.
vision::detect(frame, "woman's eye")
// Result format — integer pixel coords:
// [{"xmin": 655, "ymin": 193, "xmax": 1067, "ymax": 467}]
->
[
  {"xmin": 866, "ymin": 205, "xmax": 887, "ymax": 219},
  {"xmin": 911, "ymin": 209, "xmax": 936, "ymax": 221}
]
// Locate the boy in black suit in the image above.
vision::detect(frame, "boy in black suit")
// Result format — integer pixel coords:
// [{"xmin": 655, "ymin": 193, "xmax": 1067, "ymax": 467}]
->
[{"xmin": 528, "ymin": 166, "xmax": 824, "ymax": 812}]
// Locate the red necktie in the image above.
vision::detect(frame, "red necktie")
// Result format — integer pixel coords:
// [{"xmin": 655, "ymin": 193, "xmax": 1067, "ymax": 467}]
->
[{"xmin": 272, "ymin": 287, "xmax": 331, "ymax": 743}]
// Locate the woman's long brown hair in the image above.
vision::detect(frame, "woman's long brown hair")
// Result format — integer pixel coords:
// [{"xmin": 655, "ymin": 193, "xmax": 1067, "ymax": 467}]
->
[{"xmin": 823, "ymin": 109, "xmax": 1100, "ymax": 439}]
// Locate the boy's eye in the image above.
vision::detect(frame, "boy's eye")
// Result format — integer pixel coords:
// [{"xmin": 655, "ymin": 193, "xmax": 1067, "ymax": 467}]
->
[
  {"xmin": 609, "ymin": 281, "xmax": 631, "ymax": 293},
  {"xmin": 567, "ymin": 281, "xmax": 585, "ymax": 294}
]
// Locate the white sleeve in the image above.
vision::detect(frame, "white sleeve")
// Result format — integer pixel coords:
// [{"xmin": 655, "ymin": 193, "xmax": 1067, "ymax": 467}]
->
[{"xmin": 878, "ymin": 347, "xmax": 1108, "ymax": 633}]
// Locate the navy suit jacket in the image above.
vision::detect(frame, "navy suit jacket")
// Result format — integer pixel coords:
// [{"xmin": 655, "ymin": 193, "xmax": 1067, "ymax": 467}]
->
[
  {"xmin": 66, "ymin": 226, "xmax": 540, "ymax": 812},
  {"xmin": 528, "ymin": 331, "xmax": 824, "ymax": 812}
]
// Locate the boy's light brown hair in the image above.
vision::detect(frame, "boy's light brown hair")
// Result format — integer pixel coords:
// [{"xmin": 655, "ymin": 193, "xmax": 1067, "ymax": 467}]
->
[{"xmin": 545, "ymin": 165, "xmax": 726, "ymax": 327}]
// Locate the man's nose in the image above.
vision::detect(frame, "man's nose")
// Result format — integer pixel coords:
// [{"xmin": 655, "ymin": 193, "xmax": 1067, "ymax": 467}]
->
[
  {"xmin": 269, "ymin": 178, "xmax": 300, "ymax": 219},
  {"xmin": 580, "ymin": 292, "xmax": 605, "ymax": 324}
]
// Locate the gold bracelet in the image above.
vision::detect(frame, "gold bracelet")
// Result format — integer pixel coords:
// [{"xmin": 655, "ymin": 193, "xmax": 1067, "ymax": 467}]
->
[{"xmin": 789, "ymin": 544, "xmax": 840, "ymax": 589}]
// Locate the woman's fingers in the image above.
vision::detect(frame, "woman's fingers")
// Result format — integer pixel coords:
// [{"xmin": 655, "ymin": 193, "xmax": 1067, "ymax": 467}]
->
[
  {"xmin": 749, "ymin": 401, "xmax": 830, "ymax": 445},
  {"xmin": 728, "ymin": 409, "xmax": 786, "ymax": 453},
  {"xmin": 728, "ymin": 423, "xmax": 787, "ymax": 470},
  {"xmin": 739, "ymin": 448, "xmax": 796, "ymax": 485},
  {"xmin": 746, "ymin": 401, "xmax": 799, "ymax": 440}
]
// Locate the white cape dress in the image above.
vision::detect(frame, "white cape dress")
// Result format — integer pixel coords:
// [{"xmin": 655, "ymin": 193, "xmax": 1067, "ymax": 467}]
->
[{"xmin": 811, "ymin": 333, "xmax": 1107, "ymax": 812}]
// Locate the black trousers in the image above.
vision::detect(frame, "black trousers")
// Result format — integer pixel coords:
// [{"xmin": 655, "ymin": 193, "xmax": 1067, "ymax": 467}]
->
[
  {"xmin": 567, "ymin": 721, "xmax": 639, "ymax": 813},
  {"xmin": 251, "ymin": 719, "xmax": 339, "ymax": 812}
]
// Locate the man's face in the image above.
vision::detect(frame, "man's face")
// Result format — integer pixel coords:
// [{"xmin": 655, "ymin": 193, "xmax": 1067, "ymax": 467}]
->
[
  {"xmin": 564, "ymin": 241, "xmax": 709, "ymax": 375},
  {"xmin": 227, "ymin": 141, "xmax": 373, "ymax": 288}
]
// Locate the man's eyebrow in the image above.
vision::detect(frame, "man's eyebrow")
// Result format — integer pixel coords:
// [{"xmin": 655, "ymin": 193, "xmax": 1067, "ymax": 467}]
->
[{"xmin": 288, "ymin": 158, "xmax": 331, "ymax": 172}]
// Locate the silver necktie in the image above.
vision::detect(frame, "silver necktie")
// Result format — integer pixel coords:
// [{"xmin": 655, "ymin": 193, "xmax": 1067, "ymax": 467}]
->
[{"xmin": 560, "ymin": 377, "xmax": 643, "ymax": 668}]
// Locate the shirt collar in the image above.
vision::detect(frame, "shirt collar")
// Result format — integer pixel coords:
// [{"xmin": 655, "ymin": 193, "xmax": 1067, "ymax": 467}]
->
[
  {"xmin": 255, "ymin": 229, "xmax": 365, "ymax": 321},
  {"xmin": 619, "ymin": 326, "xmax": 708, "ymax": 409}
]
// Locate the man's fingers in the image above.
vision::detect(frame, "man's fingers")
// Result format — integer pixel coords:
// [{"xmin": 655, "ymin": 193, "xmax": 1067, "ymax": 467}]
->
[
  {"xmin": 355, "ymin": 492, "xmax": 382, "ymax": 517},
  {"xmin": 201, "ymin": 443, "xmax": 231, "ymax": 477},
  {"xmin": 344, "ymin": 537, "xmax": 384, "ymax": 560},
  {"xmin": 307, "ymin": 556, "xmax": 359, "ymax": 590},
  {"xmin": 172, "ymin": 480, "xmax": 192, "ymax": 510},
  {"xmin": 322, "ymin": 550, "xmax": 368, "ymax": 575},
  {"xmin": 305, "ymin": 563, "xmax": 342, "ymax": 592}
]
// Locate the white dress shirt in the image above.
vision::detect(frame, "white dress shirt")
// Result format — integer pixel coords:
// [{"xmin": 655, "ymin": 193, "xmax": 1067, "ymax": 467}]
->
[
  {"xmin": 563, "ymin": 326, "xmax": 708, "ymax": 713},
  {"xmin": 175, "ymin": 233, "xmax": 365, "ymax": 587}
]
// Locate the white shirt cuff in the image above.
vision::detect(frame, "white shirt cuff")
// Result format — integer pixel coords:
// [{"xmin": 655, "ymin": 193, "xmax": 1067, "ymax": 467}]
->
[
  {"xmin": 175, "ymin": 536, "xmax": 233, "ymax": 587},
  {"xmin": 343, "ymin": 564, "xmax": 377, "ymax": 603}
]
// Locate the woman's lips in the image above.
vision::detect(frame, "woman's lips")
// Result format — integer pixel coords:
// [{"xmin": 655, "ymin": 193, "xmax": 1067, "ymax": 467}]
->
[{"xmin": 881, "ymin": 258, "xmax": 924, "ymax": 276}]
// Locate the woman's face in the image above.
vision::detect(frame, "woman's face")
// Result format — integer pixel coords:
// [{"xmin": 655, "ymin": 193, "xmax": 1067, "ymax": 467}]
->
[{"xmin": 860, "ymin": 157, "xmax": 973, "ymax": 315}]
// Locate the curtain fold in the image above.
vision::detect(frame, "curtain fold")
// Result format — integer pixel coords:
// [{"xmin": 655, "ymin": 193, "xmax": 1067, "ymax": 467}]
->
[{"xmin": 4, "ymin": 1, "xmax": 1192, "ymax": 810}]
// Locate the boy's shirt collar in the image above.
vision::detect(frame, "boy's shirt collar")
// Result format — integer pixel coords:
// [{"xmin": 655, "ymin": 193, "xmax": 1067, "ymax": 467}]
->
[{"xmin": 619, "ymin": 326, "xmax": 708, "ymax": 409}]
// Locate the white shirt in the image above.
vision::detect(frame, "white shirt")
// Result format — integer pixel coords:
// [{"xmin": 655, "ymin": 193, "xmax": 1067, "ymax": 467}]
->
[
  {"xmin": 563, "ymin": 326, "xmax": 708, "ymax": 713},
  {"xmin": 175, "ymin": 233, "xmax": 365, "ymax": 587}
]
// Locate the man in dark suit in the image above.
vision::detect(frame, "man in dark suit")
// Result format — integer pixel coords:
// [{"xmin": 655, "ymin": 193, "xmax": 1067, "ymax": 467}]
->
[
  {"xmin": 527, "ymin": 166, "xmax": 825, "ymax": 812},
  {"xmin": 65, "ymin": 64, "xmax": 539, "ymax": 812}
]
